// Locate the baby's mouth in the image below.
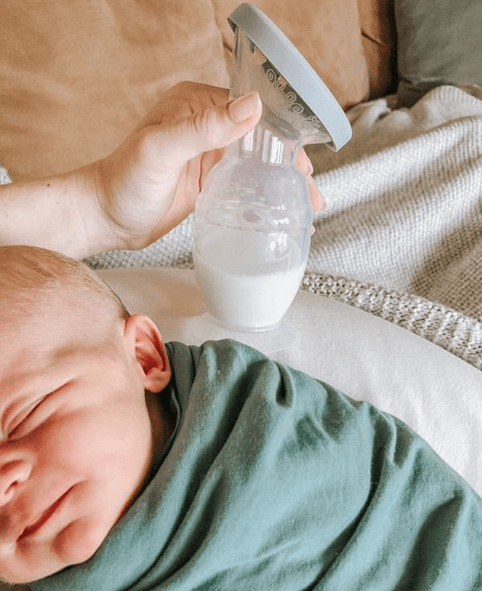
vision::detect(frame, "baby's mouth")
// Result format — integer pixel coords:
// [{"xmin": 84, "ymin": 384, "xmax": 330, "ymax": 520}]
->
[{"xmin": 19, "ymin": 488, "xmax": 71, "ymax": 540}]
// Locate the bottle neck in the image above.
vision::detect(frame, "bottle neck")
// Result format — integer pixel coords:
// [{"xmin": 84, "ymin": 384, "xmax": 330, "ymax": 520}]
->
[{"xmin": 227, "ymin": 122, "xmax": 298, "ymax": 166}]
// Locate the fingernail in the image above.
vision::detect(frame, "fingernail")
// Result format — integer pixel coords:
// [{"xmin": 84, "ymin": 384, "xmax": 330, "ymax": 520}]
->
[
  {"xmin": 228, "ymin": 92, "xmax": 261, "ymax": 123},
  {"xmin": 307, "ymin": 159, "xmax": 314, "ymax": 176}
]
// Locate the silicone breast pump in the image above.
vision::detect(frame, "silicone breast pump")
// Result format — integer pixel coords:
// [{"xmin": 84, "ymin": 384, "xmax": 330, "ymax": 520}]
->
[{"xmin": 191, "ymin": 3, "xmax": 351, "ymax": 351}]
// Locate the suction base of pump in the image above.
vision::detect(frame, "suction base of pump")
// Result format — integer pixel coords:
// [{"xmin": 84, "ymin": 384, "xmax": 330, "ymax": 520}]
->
[{"xmin": 187, "ymin": 313, "xmax": 295, "ymax": 354}]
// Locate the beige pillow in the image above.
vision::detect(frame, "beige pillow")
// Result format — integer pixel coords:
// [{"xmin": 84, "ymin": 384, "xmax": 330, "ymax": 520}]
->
[
  {"xmin": 0, "ymin": 1, "xmax": 370, "ymax": 182},
  {"xmin": 0, "ymin": 1, "xmax": 230, "ymax": 181},
  {"xmin": 357, "ymin": 0, "xmax": 398, "ymax": 98}
]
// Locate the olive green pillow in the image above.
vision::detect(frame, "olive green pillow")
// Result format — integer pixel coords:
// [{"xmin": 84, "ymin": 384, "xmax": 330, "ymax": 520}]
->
[{"xmin": 395, "ymin": 0, "xmax": 482, "ymax": 107}]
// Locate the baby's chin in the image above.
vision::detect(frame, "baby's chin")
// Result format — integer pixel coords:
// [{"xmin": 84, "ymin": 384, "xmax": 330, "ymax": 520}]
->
[
  {"xmin": 54, "ymin": 515, "xmax": 111, "ymax": 566},
  {"xmin": 1, "ymin": 516, "xmax": 112, "ymax": 584}
]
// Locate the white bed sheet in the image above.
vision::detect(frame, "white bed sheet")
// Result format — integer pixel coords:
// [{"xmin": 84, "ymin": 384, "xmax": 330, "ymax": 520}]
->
[{"xmin": 100, "ymin": 267, "xmax": 482, "ymax": 496}]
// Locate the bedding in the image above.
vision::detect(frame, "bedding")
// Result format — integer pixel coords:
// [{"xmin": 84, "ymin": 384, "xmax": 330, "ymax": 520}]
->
[{"xmin": 307, "ymin": 85, "xmax": 482, "ymax": 321}]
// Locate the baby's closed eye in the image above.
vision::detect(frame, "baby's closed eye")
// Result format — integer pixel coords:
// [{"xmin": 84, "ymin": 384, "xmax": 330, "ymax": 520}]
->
[
  {"xmin": 7, "ymin": 396, "xmax": 50, "ymax": 439},
  {"xmin": 6, "ymin": 383, "xmax": 71, "ymax": 440}
]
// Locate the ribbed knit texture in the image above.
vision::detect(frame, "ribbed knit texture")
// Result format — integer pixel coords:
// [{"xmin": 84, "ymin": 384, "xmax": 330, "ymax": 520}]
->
[{"xmin": 302, "ymin": 273, "xmax": 482, "ymax": 370}]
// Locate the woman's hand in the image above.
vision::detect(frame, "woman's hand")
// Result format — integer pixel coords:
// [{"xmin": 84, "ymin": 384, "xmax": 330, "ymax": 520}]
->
[
  {"xmin": 91, "ymin": 81, "xmax": 325, "ymax": 251},
  {"xmin": 0, "ymin": 81, "xmax": 324, "ymax": 259}
]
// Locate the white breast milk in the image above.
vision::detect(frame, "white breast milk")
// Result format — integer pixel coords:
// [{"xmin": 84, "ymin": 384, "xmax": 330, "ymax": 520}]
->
[{"xmin": 194, "ymin": 228, "xmax": 306, "ymax": 330}]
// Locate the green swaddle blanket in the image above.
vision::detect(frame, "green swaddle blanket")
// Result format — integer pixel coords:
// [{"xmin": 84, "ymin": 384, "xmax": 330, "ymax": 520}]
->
[{"xmin": 32, "ymin": 340, "xmax": 482, "ymax": 590}]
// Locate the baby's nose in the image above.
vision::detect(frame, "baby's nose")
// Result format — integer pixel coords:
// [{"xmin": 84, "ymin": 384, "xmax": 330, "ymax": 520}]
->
[{"xmin": 0, "ymin": 459, "xmax": 32, "ymax": 505}]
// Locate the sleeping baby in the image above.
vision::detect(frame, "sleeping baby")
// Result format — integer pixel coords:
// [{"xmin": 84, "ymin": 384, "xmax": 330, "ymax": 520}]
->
[{"xmin": 1, "ymin": 245, "xmax": 481, "ymax": 590}]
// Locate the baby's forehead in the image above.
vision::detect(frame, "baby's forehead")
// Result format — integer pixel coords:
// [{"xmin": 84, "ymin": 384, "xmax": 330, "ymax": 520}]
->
[
  {"xmin": 0, "ymin": 284, "xmax": 65, "ymax": 333},
  {"xmin": 0, "ymin": 290, "xmax": 114, "ymax": 367},
  {"xmin": 0, "ymin": 304, "xmax": 118, "ymax": 409},
  {"xmin": 0, "ymin": 299, "xmax": 76, "ymax": 359}
]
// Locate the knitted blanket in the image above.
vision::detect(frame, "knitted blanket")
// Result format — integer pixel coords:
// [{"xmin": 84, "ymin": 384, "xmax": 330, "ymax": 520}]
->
[
  {"xmin": 307, "ymin": 84, "xmax": 482, "ymax": 318},
  {"xmin": 305, "ymin": 84, "xmax": 482, "ymax": 369},
  {"xmin": 85, "ymin": 85, "xmax": 482, "ymax": 370}
]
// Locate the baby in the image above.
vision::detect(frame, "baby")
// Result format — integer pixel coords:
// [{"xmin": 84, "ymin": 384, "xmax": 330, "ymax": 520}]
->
[
  {"xmin": 1, "ymin": 245, "xmax": 482, "ymax": 590},
  {"xmin": 0, "ymin": 245, "xmax": 174, "ymax": 585}
]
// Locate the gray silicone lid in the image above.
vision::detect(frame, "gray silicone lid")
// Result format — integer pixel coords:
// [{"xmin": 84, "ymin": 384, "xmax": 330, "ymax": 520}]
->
[{"xmin": 228, "ymin": 3, "xmax": 352, "ymax": 150}]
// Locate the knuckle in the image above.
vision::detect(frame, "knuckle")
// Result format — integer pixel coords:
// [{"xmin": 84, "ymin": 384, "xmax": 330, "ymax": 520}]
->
[{"xmin": 191, "ymin": 109, "xmax": 214, "ymax": 136}]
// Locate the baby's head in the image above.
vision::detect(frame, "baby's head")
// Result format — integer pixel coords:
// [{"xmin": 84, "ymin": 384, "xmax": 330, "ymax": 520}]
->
[{"xmin": 0, "ymin": 246, "xmax": 172, "ymax": 584}]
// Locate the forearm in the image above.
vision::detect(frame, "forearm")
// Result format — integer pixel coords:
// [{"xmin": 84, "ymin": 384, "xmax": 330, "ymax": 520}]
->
[{"xmin": 0, "ymin": 165, "xmax": 115, "ymax": 259}]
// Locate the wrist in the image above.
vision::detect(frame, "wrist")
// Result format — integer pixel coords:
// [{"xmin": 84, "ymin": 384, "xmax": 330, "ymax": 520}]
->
[
  {"xmin": 0, "ymin": 165, "xmax": 121, "ymax": 260},
  {"xmin": 73, "ymin": 162, "xmax": 125, "ymax": 258}
]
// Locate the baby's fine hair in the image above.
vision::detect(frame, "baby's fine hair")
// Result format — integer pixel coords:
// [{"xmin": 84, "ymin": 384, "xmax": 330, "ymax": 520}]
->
[{"xmin": 0, "ymin": 245, "xmax": 129, "ymax": 329}]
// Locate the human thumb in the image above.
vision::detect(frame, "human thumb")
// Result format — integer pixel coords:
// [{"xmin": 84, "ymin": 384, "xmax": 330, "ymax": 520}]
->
[
  {"xmin": 227, "ymin": 91, "xmax": 263, "ymax": 125},
  {"xmin": 166, "ymin": 91, "xmax": 262, "ymax": 162}
]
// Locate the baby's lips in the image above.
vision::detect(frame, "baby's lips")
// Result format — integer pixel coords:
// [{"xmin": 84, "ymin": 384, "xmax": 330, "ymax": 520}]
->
[{"xmin": 18, "ymin": 487, "xmax": 73, "ymax": 541}]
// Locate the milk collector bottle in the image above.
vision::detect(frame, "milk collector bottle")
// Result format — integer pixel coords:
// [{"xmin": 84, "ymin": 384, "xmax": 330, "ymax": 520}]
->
[
  {"xmin": 193, "ymin": 121, "xmax": 312, "ymax": 332},
  {"xmin": 191, "ymin": 3, "xmax": 351, "ymax": 347}
]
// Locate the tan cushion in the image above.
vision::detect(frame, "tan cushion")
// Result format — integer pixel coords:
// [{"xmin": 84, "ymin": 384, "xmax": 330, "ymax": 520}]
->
[
  {"xmin": 213, "ymin": 0, "xmax": 370, "ymax": 109},
  {"xmin": 357, "ymin": 0, "xmax": 398, "ymax": 98},
  {"xmin": 0, "ymin": 1, "xmax": 370, "ymax": 182},
  {"xmin": 0, "ymin": 1, "xmax": 230, "ymax": 181}
]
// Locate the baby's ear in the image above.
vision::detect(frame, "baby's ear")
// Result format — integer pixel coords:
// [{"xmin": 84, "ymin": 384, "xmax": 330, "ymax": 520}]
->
[{"xmin": 123, "ymin": 314, "xmax": 171, "ymax": 392}]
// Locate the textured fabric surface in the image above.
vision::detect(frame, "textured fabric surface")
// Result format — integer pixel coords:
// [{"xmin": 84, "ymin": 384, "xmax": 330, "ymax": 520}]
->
[
  {"xmin": 307, "ymin": 85, "xmax": 482, "ymax": 321},
  {"xmin": 304, "ymin": 85, "xmax": 482, "ymax": 365},
  {"xmin": 394, "ymin": 0, "xmax": 482, "ymax": 107},
  {"xmin": 30, "ymin": 341, "xmax": 482, "ymax": 591},
  {"xmin": 86, "ymin": 217, "xmax": 196, "ymax": 271}
]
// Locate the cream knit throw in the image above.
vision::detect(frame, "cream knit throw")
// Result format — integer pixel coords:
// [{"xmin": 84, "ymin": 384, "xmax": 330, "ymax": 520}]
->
[
  {"xmin": 303, "ymin": 84, "xmax": 482, "ymax": 369},
  {"xmin": 5, "ymin": 85, "xmax": 482, "ymax": 368},
  {"xmin": 307, "ymin": 84, "xmax": 482, "ymax": 322}
]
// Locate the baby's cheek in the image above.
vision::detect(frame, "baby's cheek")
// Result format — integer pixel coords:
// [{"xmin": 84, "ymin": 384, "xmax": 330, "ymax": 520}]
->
[{"xmin": 53, "ymin": 516, "xmax": 110, "ymax": 565}]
